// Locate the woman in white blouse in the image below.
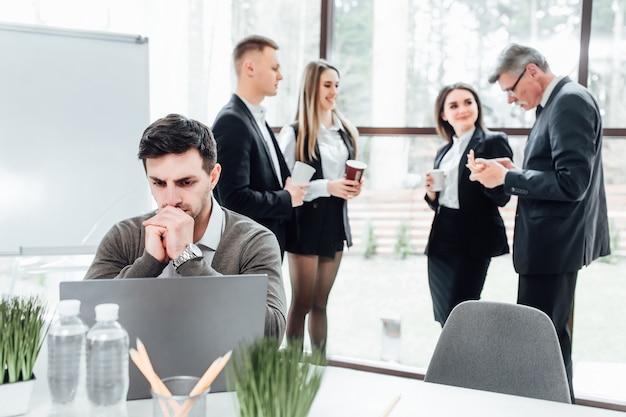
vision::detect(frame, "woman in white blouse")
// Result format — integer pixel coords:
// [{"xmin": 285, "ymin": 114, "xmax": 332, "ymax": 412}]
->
[
  {"xmin": 424, "ymin": 83, "xmax": 513, "ymax": 325},
  {"xmin": 278, "ymin": 60, "xmax": 361, "ymax": 352}
]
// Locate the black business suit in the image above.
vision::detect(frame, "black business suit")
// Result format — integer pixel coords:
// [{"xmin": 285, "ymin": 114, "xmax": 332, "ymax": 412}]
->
[
  {"xmin": 425, "ymin": 126, "xmax": 512, "ymax": 325},
  {"xmin": 212, "ymin": 94, "xmax": 292, "ymax": 254},
  {"xmin": 503, "ymin": 77, "xmax": 610, "ymax": 395}
]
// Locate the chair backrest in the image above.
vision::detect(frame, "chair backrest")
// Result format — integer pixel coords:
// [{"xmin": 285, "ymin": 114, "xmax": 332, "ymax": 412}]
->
[{"xmin": 424, "ymin": 300, "xmax": 571, "ymax": 403}]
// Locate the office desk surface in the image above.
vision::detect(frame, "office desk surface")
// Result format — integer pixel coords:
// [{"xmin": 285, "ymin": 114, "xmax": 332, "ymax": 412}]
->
[
  {"xmin": 311, "ymin": 367, "xmax": 623, "ymax": 416},
  {"xmin": 25, "ymin": 365, "xmax": 623, "ymax": 416}
]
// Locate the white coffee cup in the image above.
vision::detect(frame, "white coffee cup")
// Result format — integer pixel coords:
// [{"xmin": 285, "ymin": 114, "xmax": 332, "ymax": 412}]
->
[
  {"xmin": 428, "ymin": 169, "xmax": 445, "ymax": 192},
  {"xmin": 291, "ymin": 161, "xmax": 316, "ymax": 185}
]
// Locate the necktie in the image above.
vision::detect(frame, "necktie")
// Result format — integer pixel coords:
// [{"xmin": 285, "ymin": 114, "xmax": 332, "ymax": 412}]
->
[{"xmin": 536, "ymin": 105, "xmax": 543, "ymax": 117}]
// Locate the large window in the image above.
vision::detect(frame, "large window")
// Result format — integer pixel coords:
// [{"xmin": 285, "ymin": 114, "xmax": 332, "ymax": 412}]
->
[
  {"xmin": 333, "ymin": 0, "xmax": 583, "ymax": 128},
  {"xmin": 1, "ymin": 0, "xmax": 625, "ymax": 409},
  {"xmin": 589, "ymin": 0, "xmax": 626, "ymax": 128}
]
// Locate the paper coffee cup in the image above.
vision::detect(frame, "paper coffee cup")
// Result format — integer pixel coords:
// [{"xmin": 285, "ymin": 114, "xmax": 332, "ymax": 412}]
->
[
  {"xmin": 291, "ymin": 161, "xmax": 316, "ymax": 185},
  {"xmin": 428, "ymin": 169, "xmax": 445, "ymax": 191},
  {"xmin": 345, "ymin": 160, "xmax": 367, "ymax": 181}
]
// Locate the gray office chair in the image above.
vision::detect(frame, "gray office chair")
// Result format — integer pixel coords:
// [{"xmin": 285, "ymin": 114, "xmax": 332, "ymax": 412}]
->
[{"xmin": 424, "ymin": 300, "xmax": 571, "ymax": 403}]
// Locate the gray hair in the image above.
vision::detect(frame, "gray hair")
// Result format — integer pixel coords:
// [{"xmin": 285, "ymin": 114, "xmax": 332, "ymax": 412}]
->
[{"xmin": 488, "ymin": 43, "xmax": 551, "ymax": 84}]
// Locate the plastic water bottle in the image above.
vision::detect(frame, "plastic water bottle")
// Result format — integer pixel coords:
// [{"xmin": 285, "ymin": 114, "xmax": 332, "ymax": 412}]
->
[
  {"xmin": 86, "ymin": 303, "xmax": 129, "ymax": 409},
  {"xmin": 47, "ymin": 299, "xmax": 87, "ymax": 404}
]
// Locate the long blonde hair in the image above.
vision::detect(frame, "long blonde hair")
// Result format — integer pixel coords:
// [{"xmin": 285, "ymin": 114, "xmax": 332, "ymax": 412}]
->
[{"xmin": 294, "ymin": 60, "xmax": 358, "ymax": 162}]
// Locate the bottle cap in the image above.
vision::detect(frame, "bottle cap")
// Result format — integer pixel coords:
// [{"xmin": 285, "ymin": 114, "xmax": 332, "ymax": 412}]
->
[
  {"xmin": 58, "ymin": 299, "xmax": 81, "ymax": 317},
  {"xmin": 94, "ymin": 303, "xmax": 119, "ymax": 322}
]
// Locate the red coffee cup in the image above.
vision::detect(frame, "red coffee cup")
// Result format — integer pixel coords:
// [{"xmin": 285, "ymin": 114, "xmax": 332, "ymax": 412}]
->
[{"xmin": 345, "ymin": 160, "xmax": 367, "ymax": 181}]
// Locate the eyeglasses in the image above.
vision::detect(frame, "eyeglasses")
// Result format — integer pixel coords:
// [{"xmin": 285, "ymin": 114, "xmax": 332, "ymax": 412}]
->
[{"xmin": 506, "ymin": 68, "xmax": 526, "ymax": 97}]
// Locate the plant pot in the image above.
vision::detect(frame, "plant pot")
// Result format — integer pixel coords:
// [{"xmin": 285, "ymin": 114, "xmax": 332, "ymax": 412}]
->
[{"xmin": 0, "ymin": 376, "xmax": 36, "ymax": 417}]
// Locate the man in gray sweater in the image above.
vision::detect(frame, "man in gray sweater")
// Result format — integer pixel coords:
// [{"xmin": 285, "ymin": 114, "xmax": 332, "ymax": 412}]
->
[{"xmin": 85, "ymin": 113, "xmax": 287, "ymax": 340}]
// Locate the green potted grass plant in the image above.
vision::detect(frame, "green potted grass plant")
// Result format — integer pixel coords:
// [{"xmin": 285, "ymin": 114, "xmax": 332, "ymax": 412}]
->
[
  {"xmin": 227, "ymin": 338, "xmax": 327, "ymax": 417},
  {"xmin": 0, "ymin": 295, "xmax": 49, "ymax": 417}
]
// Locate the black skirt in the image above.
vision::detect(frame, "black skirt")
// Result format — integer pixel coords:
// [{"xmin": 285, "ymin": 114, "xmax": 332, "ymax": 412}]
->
[
  {"xmin": 286, "ymin": 196, "xmax": 347, "ymax": 258},
  {"xmin": 427, "ymin": 207, "xmax": 491, "ymax": 325}
]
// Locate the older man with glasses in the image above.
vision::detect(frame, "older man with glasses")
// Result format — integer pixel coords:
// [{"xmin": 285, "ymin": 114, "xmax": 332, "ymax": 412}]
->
[{"xmin": 466, "ymin": 43, "xmax": 610, "ymax": 402}]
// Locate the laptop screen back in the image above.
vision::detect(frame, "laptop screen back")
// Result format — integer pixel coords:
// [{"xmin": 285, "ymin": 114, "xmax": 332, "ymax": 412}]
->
[{"xmin": 59, "ymin": 275, "xmax": 268, "ymax": 400}]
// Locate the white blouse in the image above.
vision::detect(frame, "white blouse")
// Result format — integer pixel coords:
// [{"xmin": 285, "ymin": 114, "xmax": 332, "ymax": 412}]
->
[
  {"xmin": 278, "ymin": 116, "xmax": 349, "ymax": 201},
  {"xmin": 437, "ymin": 128, "xmax": 474, "ymax": 209}
]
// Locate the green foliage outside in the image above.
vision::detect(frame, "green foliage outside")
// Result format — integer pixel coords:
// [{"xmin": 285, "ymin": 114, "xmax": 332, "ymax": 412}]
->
[
  {"xmin": 362, "ymin": 220, "xmax": 378, "ymax": 259},
  {"xmin": 599, "ymin": 217, "xmax": 621, "ymax": 264},
  {"xmin": 0, "ymin": 295, "xmax": 49, "ymax": 384},
  {"xmin": 393, "ymin": 220, "xmax": 413, "ymax": 260},
  {"xmin": 333, "ymin": 0, "xmax": 374, "ymax": 126},
  {"xmin": 227, "ymin": 338, "xmax": 327, "ymax": 417}
]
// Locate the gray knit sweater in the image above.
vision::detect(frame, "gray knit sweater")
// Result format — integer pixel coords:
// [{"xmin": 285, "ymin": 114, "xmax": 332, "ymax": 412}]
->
[{"xmin": 85, "ymin": 208, "xmax": 287, "ymax": 340}]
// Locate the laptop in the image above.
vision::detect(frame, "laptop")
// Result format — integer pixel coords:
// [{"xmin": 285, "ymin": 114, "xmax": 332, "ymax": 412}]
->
[{"xmin": 59, "ymin": 274, "xmax": 268, "ymax": 400}]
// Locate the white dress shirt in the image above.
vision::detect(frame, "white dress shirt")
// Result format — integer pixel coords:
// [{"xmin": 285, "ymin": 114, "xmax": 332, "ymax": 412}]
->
[
  {"xmin": 240, "ymin": 97, "xmax": 283, "ymax": 186},
  {"xmin": 158, "ymin": 195, "xmax": 225, "ymax": 277},
  {"xmin": 437, "ymin": 128, "xmax": 474, "ymax": 209},
  {"xmin": 540, "ymin": 75, "xmax": 564, "ymax": 107},
  {"xmin": 278, "ymin": 115, "xmax": 349, "ymax": 201}
]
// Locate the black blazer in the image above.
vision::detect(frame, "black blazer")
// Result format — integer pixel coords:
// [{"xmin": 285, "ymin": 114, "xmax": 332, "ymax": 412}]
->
[
  {"xmin": 212, "ymin": 94, "xmax": 293, "ymax": 253},
  {"xmin": 425, "ymin": 126, "xmax": 512, "ymax": 259},
  {"xmin": 503, "ymin": 77, "xmax": 610, "ymax": 274}
]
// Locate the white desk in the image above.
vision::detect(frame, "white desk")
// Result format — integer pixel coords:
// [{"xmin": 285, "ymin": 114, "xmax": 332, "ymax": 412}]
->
[
  {"xmin": 25, "ymin": 364, "xmax": 623, "ymax": 416},
  {"xmin": 310, "ymin": 367, "xmax": 623, "ymax": 416}
]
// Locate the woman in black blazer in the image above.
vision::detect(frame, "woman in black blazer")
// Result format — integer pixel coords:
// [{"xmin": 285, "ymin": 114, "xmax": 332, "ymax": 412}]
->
[
  {"xmin": 424, "ymin": 83, "xmax": 513, "ymax": 326},
  {"xmin": 278, "ymin": 60, "xmax": 361, "ymax": 351}
]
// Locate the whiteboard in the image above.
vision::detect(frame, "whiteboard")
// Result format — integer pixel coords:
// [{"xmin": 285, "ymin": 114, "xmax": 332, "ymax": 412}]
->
[{"xmin": 0, "ymin": 23, "xmax": 151, "ymax": 255}]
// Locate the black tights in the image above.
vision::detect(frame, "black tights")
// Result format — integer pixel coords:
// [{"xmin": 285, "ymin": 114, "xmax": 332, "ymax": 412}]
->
[{"xmin": 285, "ymin": 251, "xmax": 343, "ymax": 352}]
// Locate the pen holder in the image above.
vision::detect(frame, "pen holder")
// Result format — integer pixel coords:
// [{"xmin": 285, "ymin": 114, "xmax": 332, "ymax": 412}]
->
[{"xmin": 151, "ymin": 376, "xmax": 209, "ymax": 417}]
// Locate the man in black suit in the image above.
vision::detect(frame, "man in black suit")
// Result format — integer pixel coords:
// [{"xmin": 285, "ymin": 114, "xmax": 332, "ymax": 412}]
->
[
  {"xmin": 212, "ymin": 35, "xmax": 307, "ymax": 255},
  {"xmin": 467, "ymin": 43, "xmax": 610, "ymax": 401}
]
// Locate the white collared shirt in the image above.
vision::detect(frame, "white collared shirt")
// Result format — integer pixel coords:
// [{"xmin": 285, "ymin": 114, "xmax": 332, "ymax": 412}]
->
[
  {"xmin": 437, "ymin": 128, "xmax": 475, "ymax": 209},
  {"xmin": 540, "ymin": 75, "xmax": 564, "ymax": 108},
  {"xmin": 158, "ymin": 195, "xmax": 225, "ymax": 277},
  {"xmin": 278, "ymin": 115, "xmax": 349, "ymax": 201},
  {"xmin": 240, "ymin": 97, "xmax": 283, "ymax": 187}
]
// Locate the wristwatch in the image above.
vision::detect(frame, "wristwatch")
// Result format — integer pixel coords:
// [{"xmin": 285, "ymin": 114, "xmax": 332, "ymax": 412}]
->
[{"xmin": 172, "ymin": 243, "xmax": 204, "ymax": 271}]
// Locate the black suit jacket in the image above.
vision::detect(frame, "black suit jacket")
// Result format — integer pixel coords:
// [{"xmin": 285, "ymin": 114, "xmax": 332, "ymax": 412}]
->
[
  {"xmin": 425, "ymin": 127, "xmax": 512, "ymax": 259},
  {"xmin": 212, "ymin": 94, "xmax": 292, "ymax": 253},
  {"xmin": 504, "ymin": 77, "xmax": 610, "ymax": 274}
]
